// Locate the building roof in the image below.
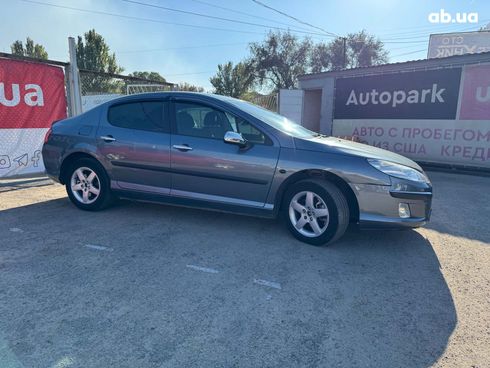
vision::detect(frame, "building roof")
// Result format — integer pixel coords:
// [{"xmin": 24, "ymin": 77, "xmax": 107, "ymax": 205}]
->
[{"xmin": 298, "ymin": 51, "xmax": 490, "ymax": 80}]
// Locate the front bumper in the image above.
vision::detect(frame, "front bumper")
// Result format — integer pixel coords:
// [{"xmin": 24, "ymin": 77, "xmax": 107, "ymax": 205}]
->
[{"xmin": 352, "ymin": 177, "xmax": 432, "ymax": 229}]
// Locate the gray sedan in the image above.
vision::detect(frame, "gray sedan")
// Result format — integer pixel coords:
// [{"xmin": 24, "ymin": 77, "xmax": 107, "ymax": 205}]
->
[{"xmin": 42, "ymin": 92, "xmax": 432, "ymax": 245}]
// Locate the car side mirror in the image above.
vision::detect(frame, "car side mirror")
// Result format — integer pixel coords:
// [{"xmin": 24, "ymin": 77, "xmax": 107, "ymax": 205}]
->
[{"xmin": 224, "ymin": 131, "xmax": 247, "ymax": 147}]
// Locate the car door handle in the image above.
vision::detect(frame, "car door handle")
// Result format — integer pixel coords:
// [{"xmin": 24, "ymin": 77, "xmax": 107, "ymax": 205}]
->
[
  {"xmin": 172, "ymin": 144, "xmax": 193, "ymax": 151},
  {"xmin": 100, "ymin": 135, "xmax": 116, "ymax": 142}
]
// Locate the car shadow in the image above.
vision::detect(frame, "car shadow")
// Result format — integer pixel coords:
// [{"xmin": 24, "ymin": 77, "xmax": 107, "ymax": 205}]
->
[
  {"xmin": 0, "ymin": 197, "xmax": 456, "ymax": 367},
  {"xmin": 0, "ymin": 177, "xmax": 53, "ymax": 193}
]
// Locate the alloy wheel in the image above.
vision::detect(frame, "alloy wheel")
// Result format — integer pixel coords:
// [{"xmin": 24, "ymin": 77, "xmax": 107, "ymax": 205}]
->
[
  {"xmin": 288, "ymin": 191, "xmax": 330, "ymax": 237},
  {"xmin": 70, "ymin": 167, "xmax": 101, "ymax": 204}
]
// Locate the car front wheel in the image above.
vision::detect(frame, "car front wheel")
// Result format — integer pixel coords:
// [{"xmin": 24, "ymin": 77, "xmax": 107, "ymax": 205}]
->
[
  {"xmin": 283, "ymin": 179, "xmax": 349, "ymax": 246},
  {"xmin": 66, "ymin": 158, "xmax": 114, "ymax": 211}
]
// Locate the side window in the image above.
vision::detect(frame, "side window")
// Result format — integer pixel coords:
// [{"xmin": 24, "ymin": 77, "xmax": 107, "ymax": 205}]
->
[
  {"xmin": 175, "ymin": 102, "xmax": 270, "ymax": 144},
  {"xmin": 175, "ymin": 102, "xmax": 232, "ymax": 140},
  {"xmin": 225, "ymin": 112, "xmax": 270, "ymax": 145},
  {"xmin": 108, "ymin": 101, "xmax": 167, "ymax": 132}
]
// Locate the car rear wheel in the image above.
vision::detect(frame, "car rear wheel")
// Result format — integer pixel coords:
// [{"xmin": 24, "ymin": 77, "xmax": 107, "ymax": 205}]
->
[
  {"xmin": 283, "ymin": 179, "xmax": 349, "ymax": 246},
  {"xmin": 66, "ymin": 158, "xmax": 114, "ymax": 211}
]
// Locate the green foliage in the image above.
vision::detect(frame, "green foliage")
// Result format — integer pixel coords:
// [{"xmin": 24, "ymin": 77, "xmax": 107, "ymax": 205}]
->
[
  {"xmin": 10, "ymin": 37, "xmax": 48, "ymax": 59},
  {"xmin": 210, "ymin": 61, "xmax": 254, "ymax": 98},
  {"xmin": 178, "ymin": 82, "xmax": 205, "ymax": 92},
  {"xmin": 311, "ymin": 30, "xmax": 388, "ymax": 72},
  {"xmin": 217, "ymin": 30, "xmax": 388, "ymax": 94},
  {"xmin": 248, "ymin": 31, "xmax": 312, "ymax": 91},
  {"xmin": 77, "ymin": 29, "xmax": 124, "ymax": 94},
  {"xmin": 76, "ymin": 29, "xmax": 123, "ymax": 73},
  {"xmin": 129, "ymin": 71, "xmax": 166, "ymax": 82}
]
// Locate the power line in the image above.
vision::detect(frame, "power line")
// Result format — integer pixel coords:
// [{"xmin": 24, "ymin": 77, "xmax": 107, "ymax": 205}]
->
[
  {"xmin": 376, "ymin": 20, "xmax": 480, "ymax": 33},
  {"xmin": 188, "ymin": 0, "xmax": 315, "ymax": 32},
  {"xmin": 381, "ymin": 35, "xmax": 430, "ymax": 41},
  {"xmin": 388, "ymin": 43, "xmax": 430, "ymax": 51},
  {"xmin": 251, "ymin": 0, "xmax": 338, "ymax": 37},
  {"xmin": 19, "ymin": 0, "xmax": 284, "ymax": 36},
  {"xmin": 382, "ymin": 40, "xmax": 428, "ymax": 44},
  {"xmin": 309, "ymin": 35, "xmax": 429, "ymax": 44},
  {"xmin": 390, "ymin": 48, "xmax": 427, "ymax": 58},
  {"xmin": 120, "ymin": 0, "xmax": 333, "ymax": 37},
  {"xmin": 380, "ymin": 23, "xmax": 487, "ymax": 41},
  {"xmin": 377, "ymin": 20, "xmax": 490, "ymax": 37},
  {"xmin": 117, "ymin": 42, "xmax": 250, "ymax": 54},
  {"xmin": 164, "ymin": 70, "xmax": 215, "ymax": 76}
]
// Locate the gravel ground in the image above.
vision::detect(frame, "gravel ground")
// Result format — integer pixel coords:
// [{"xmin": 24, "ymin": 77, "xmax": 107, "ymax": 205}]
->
[{"xmin": 0, "ymin": 171, "xmax": 488, "ymax": 368}]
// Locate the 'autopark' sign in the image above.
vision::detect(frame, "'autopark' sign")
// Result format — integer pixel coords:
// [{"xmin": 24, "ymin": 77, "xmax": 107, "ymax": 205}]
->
[
  {"xmin": 334, "ymin": 68, "xmax": 462, "ymax": 119},
  {"xmin": 332, "ymin": 64, "xmax": 490, "ymax": 169},
  {"xmin": 0, "ymin": 58, "xmax": 67, "ymax": 177}
]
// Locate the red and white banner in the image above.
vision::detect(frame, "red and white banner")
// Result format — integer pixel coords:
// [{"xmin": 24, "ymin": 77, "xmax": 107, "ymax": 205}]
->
[{"xmin": 0, "ymin": 58, "xmax": 67, "ymax": 177}]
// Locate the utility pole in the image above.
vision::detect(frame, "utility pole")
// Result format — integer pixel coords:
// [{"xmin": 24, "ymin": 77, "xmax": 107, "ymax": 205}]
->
[
  {"xmin": 342, "ymin": 37, "xmax": 347, "ymax": 70},
  {"xmin": 67, "ymin": 37, "xmax": 82, "ymax": 116}
]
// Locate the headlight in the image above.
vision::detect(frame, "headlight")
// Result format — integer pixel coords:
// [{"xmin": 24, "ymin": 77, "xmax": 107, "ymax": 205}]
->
[{"xmin": 368, "ymin": 159, "xmax": 429, "ymax": 183}]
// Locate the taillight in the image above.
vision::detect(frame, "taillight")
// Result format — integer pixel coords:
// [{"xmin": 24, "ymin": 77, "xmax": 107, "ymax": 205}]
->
[{"xmin": 44, "ymin": 127, "xmax": 52, "ymax": 144}]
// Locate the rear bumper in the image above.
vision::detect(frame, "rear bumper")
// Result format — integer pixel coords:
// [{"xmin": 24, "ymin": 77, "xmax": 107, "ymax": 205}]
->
[{"xmin": 41, "ymin": 144, "xmax": 62, "ymax": 183}]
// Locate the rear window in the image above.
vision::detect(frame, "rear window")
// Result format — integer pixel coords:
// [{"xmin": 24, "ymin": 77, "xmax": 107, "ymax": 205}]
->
[{"xmin": 108, "ymin": 101, "xmax": 167, "ymax": 132}]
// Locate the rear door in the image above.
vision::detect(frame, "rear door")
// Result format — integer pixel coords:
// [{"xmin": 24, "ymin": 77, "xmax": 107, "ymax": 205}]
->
[
  {"xmin": 169, "ymin": 99, "xmax": 280, "ymax": 208},
  {"xmin": 96, "ymin": 98, "xmax": 172, "ymax": 194}
]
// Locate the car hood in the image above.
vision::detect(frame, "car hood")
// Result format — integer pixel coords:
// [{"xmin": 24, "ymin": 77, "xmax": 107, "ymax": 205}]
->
[{"xmin": 294, "ymin": 136, "xmax": 423, "ymax": 171}]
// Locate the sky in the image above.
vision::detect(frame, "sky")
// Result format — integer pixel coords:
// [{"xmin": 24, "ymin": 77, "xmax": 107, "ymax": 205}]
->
[{"xmin": 0, "ymin": 0, "xmax": 489, "ymax": 90}]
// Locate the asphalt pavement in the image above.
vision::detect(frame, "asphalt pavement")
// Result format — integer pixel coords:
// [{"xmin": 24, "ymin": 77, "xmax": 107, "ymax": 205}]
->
[{"xmin": 0, "ymin": 171, "xmax": 489, "ymax": 368}]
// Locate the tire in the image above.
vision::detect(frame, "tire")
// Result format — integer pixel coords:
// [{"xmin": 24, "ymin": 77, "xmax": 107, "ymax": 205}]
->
[
  {"xmin": 65, "ymin": 157, "xmax": 114, "ymax": 211},
  {"xmin": 282, "ymin": 179, "xmax": 350, "ymax": 246}
]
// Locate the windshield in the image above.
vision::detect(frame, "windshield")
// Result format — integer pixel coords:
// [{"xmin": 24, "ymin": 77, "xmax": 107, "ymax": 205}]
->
[{"xmin": 222, "ymin": 96, "xmax": 319, "ymax": 139}]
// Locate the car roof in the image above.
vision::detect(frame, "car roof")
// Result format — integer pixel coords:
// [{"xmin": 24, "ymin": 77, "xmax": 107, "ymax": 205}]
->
[{"xmin": 105, "ymin": 91, "xmax": 232, "ymax": 103}]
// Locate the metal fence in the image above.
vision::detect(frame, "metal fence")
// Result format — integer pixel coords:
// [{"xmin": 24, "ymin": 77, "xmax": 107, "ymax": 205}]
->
[
  {"xmin": 79, "ymin": 69, "xmax": 176, "ymax": 97},
  {"xmin": 78, "ymin": 69, "xmax": 177, "ymax": 114},
  {"xmin": 250, "ymin": 94, "xmax": 278, "ymax": 112}
]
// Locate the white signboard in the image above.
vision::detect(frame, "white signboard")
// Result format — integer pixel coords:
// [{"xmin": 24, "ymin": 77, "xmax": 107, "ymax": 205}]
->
[{"xmin": 428, "ymin": 31, "xmax": 490, "ymax": 58}]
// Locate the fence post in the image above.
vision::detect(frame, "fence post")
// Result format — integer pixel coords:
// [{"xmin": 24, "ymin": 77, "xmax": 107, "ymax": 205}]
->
[{"xmin": 67, "ymin": 37, "xmax": 82, "ymax": 116}]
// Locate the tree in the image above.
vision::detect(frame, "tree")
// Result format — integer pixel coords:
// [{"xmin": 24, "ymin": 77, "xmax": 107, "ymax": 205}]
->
[
  {"xmin": 210, "ymin": 61, "xmax": 254, "ymax": 98},
  {"xmin": 249, "ymin": 31, "xmax": 312, "ymax": 91},
  {"xmin": 178, "ymin": 82, "xmax": 204, "ymax": 92},
  {"xmin": 76, "ymin": 29, "xmax": 123, "ymax": 73},
  {"xmin": 76, "ymin": 29, "xmax": 124, "ymax": 94},
  {"xmin": 129, "ymin": 71, "xmax": 166, "ymax": 82},
  {"xmin": 10, "ymin": 37, "xmax": 48, "ymax": 59},
  {"xmin": 311, "ymin": 30, "xmax": 388, "ymax": 72}
]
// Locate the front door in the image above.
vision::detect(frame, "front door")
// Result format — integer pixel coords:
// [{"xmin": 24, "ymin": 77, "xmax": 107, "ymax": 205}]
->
[
  {"xmin": 96, "ymin": 99, "xmax": 171, "ymax": 194},
  {"xmin": 169, "ymin": 100, "xmax": 280, "ymax": 208}
]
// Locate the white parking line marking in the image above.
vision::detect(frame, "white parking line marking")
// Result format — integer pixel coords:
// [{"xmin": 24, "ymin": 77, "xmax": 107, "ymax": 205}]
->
[
  {"xmin": 186, "ymin": 264, "xmax": 219, "ymax": 274},
  {"xmin": 84, "ymin": 244, "xmax": 113, "ymax": 252},
  {"xmin": 51, "ymin": 356, "xmax": 74, "ymax": 368},
  {"xmin": 9, "ymin": 227, "xmax": 24, "ymax": 233},
  {"xmin": 254, "ymin": 279, "xmax": 282, "ymax": 290}
]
